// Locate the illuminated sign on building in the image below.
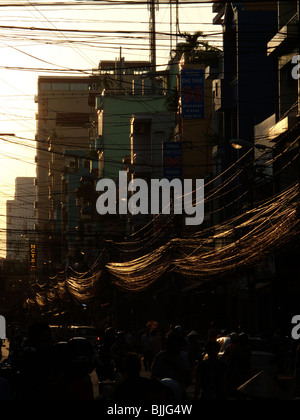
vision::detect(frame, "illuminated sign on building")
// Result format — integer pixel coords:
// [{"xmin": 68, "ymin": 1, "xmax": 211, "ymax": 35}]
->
[
  {"xmin": 30, "ymin": 243, "xmax": 36, "ymax": 271},
  {"xmin": 163, "ymin": 142, "xmax": 182, "ymax": 180},
  {"xmin": 181, "ymin": 68, "xmax": 205, "ymax": 119}
]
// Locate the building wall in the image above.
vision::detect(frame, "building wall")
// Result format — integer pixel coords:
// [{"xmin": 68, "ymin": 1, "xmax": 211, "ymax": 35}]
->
[
  {"xmin": 213, "ymin": 3, "xmax": 278, "ymax": 221},
  {"xmin": 128, "ymin": 112, "xmax": 176, "ymax": 235},
  {"xmin": 257, "ymin": 0, "xmax": 300, "ymax": 330},
  {"xmin": 35, "ymin": 76, "xmax": 97, "ymax": 271},
  {"xmin": 93, "ymin": 66, "xmax": 175, "ymax": 241},
  {"xmin": 6, "ymin": 177, "xmax": 35, "ymax": 262},
  {"xmin": 97, "ymin": 95, "xmax": 168, "ymax": 181}
]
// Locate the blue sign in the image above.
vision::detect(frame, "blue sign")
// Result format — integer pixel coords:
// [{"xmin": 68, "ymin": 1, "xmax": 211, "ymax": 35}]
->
[
  {"xmin": 163, "ymin": 142, "xmax": 182, "ymax": 180},
  {"xmin": 181, "ymin": 69, "xmax": 205, "ymax": 119}
]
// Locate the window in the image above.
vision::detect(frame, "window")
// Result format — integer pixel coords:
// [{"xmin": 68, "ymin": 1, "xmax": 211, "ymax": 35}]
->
[
  {"xmin": 56, "ymin": 112, "xmax": 90, "ymax": 127},
  {"xmin": 70, "ymin": 83, "xmax": 88, "ymax": 91},
  {"xmin": 40, "ymin": 83, "xmax": 51, "ymax": 90},
  {"xmin": 98, "ymin": 110, "xmax": 104, "ymax": 136},
  {"xmin": 52, "ymin": 83, "xmax": 70, "ymax": 90}
]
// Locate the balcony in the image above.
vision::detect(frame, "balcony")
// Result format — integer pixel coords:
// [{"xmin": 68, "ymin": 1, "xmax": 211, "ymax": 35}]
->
[
  {"xmin": 254, "ymin": 108, "xmax": 299, "ymax": 145},
  {"xmin": 213, "ymin": 1, "xmax": 225, "ymax": 14},
  {"xmin": 212, "ymin": 2, "xmax": 225, "ymax": 25},
  {"xmin": 268, "ymin": 14, "xmax": 299, "ymax": 56}
]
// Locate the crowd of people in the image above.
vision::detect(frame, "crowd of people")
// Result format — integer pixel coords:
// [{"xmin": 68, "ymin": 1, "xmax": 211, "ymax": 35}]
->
[{"xmin": 0, "ymin": 320, "xmax": 298, "ymax": 401}]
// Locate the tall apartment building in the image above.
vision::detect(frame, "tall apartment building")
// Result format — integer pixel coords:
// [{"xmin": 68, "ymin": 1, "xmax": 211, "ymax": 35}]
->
[
  {"xmin": 6, "ymin": 177, "xmax": 35, "ymax": 262},
  {"xmin": 34, "ymin": 75, "xmax": 101, "ymax": 273}
]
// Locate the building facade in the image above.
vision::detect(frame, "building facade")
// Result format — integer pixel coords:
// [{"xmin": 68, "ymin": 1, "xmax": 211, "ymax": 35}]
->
[
  {"xmin": 212, "ymin": 1, "xmax": 278, "ymax": 221},
  {"xmin": 34, "ymin": 59, "xmax": 167, "ymax": 273},
  {"xmin": 85, "ymin": 61, "xmax": 174, "ymax": 241},
  {"xmin": 34, "ymin": 75, "xmax": 100, "ymax": 273},
  {"xmin": 6, "ymin": 177, "xmax": 35, "ymax": 263},
  {"xmin": 255, "ymin": 0, "xmax": 300, "ymax": 331}
]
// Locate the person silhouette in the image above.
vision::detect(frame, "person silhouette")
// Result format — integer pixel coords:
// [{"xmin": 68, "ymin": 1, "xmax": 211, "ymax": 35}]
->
[
  {"xmin": 151, "ymin": 332, "xmax": 192, "ymax": 399},
  {"xmin": 12, "ymin": 321, "xmax": 55, "ymax": 400},
  {"xmin": 195, "ymin": 340, "xmax": 228, "ymax": 400},
  {"xmin": 115, "ymin": 352, "xmax": 170, "ymax": 402}
]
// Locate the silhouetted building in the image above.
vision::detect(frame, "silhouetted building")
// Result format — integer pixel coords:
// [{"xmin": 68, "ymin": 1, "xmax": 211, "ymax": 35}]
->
[{"xmin": 6, "ymin": 177, "xmax": 35, "ymax": 263}]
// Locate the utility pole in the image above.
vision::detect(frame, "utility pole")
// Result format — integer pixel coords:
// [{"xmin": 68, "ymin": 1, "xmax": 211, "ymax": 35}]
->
[
  {"xmin": 170, "ymin": 0, "xmax": 180, "ymax": 56},
  {"xmin": 175, "ymin": 0, "xmax": 179, "ymax": 49},
  {"xmin": 148, "ymin": 0, "xmax": 159, "ymax": 92},
  {"xmin": 170, "ymin": 0, "xmax": 173, "ymax": 53}
]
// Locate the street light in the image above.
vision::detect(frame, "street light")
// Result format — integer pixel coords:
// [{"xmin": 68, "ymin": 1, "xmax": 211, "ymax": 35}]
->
[{"xmin": 230, "ymin": 138, "xmax": 273, "ymax": 151}]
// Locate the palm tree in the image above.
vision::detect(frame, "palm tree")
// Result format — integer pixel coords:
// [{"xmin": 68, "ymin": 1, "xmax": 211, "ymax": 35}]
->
[{"xmin": 174, "ymin": 31, "xmax": 221, "ymax": 64}]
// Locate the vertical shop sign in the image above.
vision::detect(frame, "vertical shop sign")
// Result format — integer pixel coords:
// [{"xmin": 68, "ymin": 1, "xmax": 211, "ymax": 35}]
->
[
  {"xmin": 163, "ymin": 142, "xmax": 182, "ymax": 180},
  {"xmin": 30, "ymin": 243, "xmax": 36, "ymax": 271},
  {"xmin": 181, "ymin": 69, "xmax": 204, "ymax": 119}
]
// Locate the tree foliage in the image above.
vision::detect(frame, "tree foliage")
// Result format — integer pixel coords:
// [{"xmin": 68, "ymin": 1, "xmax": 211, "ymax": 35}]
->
[{"xmin": 173, "ymin": 31, "xmax": 222, "ymax": 64}]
